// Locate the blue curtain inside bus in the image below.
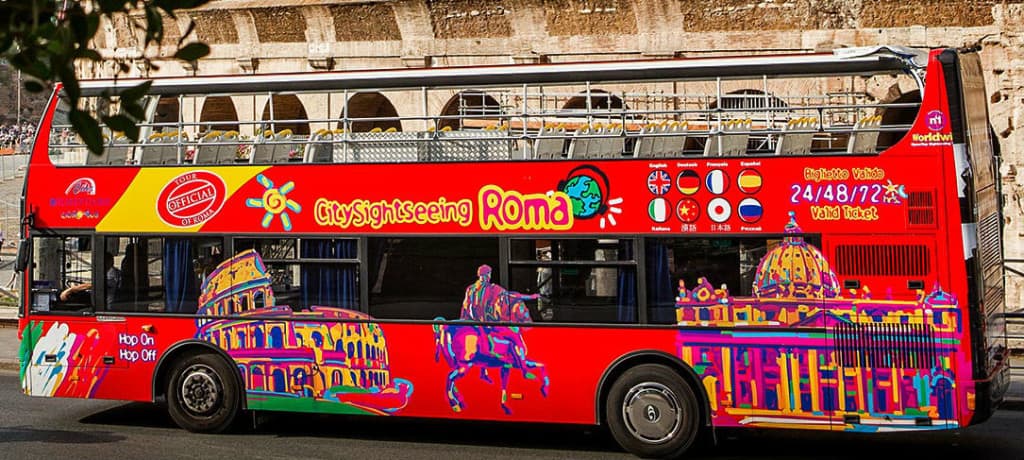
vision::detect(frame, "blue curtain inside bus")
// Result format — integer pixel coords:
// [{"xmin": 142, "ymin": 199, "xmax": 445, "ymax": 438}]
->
[
  {"xmin": 164, "ymin": 238, "xmax": 198, "ymax": 313},
  {"xmin": 300, "ymin": 239, "xmax": 357, "ymax": 309},
  {"xmin": 646, "ymin": 239, "xmax": 675, "ymax": 324},
  {"xmin": 617, "ymin": 241, "xmax": 636, "ymax": 323}
]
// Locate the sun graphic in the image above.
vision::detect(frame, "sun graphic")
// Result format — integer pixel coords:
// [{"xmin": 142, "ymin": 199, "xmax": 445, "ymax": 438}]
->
[{"xmin": 245, "ymin": 174, "xmax": 301, "ymax": 231}]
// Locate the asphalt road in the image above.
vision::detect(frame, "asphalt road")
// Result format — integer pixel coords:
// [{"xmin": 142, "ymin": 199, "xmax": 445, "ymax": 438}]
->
[{"xmin": 1, "ymin": 371, "xmax": 1024, "ymax": 460}]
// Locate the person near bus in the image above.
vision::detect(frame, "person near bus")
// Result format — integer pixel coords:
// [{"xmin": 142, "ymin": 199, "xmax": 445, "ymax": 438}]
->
[{"xmin": 59, "ymin": 252, "xmax": 121, "ymax": 306}]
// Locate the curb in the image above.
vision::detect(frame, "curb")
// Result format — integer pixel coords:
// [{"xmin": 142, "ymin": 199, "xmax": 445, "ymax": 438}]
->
[{"xmin": 0, "ymin": 359, "xmax": 19, "ymax": 372}]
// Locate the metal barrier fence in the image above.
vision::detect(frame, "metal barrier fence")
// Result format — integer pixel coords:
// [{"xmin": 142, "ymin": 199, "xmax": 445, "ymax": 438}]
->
[{"xmin": 0, "ymin": 154, "xmax": 28, "ymax": 182}]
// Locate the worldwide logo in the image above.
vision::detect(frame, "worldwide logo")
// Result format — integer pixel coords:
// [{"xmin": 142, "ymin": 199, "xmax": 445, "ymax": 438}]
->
[{"xmin": 925, "ymin": 110, "xmax": 947, "ymax": 132}]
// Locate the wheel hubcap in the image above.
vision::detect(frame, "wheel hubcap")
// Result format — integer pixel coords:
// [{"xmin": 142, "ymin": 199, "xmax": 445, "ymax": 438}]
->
[
  {"xmin": 180, "ymin": 364, "xmax": 222, "ymax": 415},
  {"xmin": 622, "ymin": 382, "xmax": 682, "ymax": 444}
]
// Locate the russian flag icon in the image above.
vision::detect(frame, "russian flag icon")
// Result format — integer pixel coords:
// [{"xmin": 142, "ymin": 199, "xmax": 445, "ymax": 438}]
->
[{"xmin": 737, "ymin": 198, "xmax": 763, "ymax": 223}]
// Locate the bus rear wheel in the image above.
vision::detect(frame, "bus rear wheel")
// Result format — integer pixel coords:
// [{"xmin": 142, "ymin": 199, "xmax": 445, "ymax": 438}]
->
[
  {"xmin": 606, "ymin": 364, "xmax": 701, "ymax": 459},
  {"xmin": 166, "ymin": 353, "xmax": 240, "ymax": 433}
]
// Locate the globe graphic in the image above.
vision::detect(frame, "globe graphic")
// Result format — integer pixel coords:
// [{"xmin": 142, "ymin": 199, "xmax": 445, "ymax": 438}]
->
[{"xmin": 562, "ymin": 175, "xmax": 603, "ymax": 218}]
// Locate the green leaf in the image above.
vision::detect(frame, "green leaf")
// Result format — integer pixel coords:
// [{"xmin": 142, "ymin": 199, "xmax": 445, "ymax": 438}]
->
[
  {"xmin": 102, "ymin": 114, "xmax": 140, "ymax": 141},
  {"xmin": 120, "ymin": 80, "xmax": 153, "ymax": 102},
  {"xmin": 70, "ymin": 109, "xmax": 104, "ymax": 155},
  {"xmin": 173, "ymin": 42, "xmax": 209, "ymax": 62}
]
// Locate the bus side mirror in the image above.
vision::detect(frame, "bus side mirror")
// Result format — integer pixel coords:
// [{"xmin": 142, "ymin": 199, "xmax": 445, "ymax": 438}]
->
[{"xmin": 14, "ymin": 239, "xmax": 30, "ymax": 273}]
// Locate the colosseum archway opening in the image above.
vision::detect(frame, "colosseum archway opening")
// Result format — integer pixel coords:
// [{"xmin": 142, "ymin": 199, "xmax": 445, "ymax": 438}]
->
[
  {"xmin": 199, "ymin": 96, "xmax": 240, "ymax": 133},
  {"xmin": 261, "ymin": 94, "xmax": 310, "ymax": 135},
  {"xmin": 877, "ymin": 90, "xmax": 922, "ymax": 149},
  {"xmin": 561, "ymin": 89, "xmax": 625, "ymax": 111},
  {"xmin": 341, "ymin": 92, "xmax": 402, "ymax": 132},
  {"xmin": 438, "ymin": 90, "xmax": 502, "ymax": 130}
]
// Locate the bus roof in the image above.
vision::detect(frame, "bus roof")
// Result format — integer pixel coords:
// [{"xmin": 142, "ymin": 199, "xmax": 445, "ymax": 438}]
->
[{"xmin": 79, "ymin": 47, "xmax": 925, "ymax": 96}]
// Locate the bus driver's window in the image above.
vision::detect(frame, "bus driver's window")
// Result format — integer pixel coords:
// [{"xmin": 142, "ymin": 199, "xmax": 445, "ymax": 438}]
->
[{"xmin": 31, "ymin": 236, "xmax": 95, "ymax": 312}]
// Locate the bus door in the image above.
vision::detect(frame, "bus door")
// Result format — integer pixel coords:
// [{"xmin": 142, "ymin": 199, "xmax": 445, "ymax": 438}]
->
[{"xmin": 22, "ymin": 235, "xmax": 129, "ymax": 397}]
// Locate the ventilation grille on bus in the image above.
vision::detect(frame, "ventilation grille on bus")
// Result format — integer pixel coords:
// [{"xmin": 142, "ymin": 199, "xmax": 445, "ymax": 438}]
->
[
  {"xmin": 834, "ymin": 244, "xmax": 931, "ymax": 277},
  {"xmin": 978, "ymin": 211, "xmax": 1005, "ymax": 317},
  {"xmin": 833, "ymin": 323, "xmax": 937, "ymax": 369},
  {"xmin": 978, "ymin": 212, "xmax": 1003, "ymax": 274},
  {"xmin": 906, "ymin": 190, "xmax": 936, "ymax": 226}
]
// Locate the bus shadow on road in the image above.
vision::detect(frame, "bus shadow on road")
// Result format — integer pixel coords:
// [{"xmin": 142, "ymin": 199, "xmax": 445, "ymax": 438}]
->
[
  {"xmin": 78, "ymin": 402, "xmax": 176, "ymax": 429},
  {"xmin": 77, "ymin": 402, "xmax": 1005, "ymax": 459},
  {"xmin": 0, "ymin": 425, "xmax": 125, "ymax": 444}
]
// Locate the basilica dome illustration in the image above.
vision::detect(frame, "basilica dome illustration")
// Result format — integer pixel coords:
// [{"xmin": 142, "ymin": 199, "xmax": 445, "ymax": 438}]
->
[{"xmin": 752, "ymin": 212, "xmax": 840, "ymax": 299}]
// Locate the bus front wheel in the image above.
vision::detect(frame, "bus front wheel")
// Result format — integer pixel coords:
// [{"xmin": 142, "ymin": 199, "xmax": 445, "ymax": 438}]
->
[
  {"xmin": 606, "ymin": 364, "xmax": 701, "ymax": 459},
  {"xmin": 166, "ymin": 353, "xmax": 240, "ymax": 433}
]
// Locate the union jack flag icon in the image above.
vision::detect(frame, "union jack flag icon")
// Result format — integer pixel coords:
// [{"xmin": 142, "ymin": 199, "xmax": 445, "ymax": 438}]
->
[{"xmin": 647, "ymin": 170, "xmax": 672, "ymax": 196}]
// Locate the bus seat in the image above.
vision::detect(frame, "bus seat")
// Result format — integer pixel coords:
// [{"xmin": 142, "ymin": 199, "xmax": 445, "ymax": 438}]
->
[
  {"xmin": 704, "ymin": 119, "xmax": 750, "ymax": 156},
  {"xmin": 194, "ymin": 131, "xmax": 221, "ymax": 164},
  {"xmin": 632, "ymin": 124, "xmax": 657, "ymax": 158},
  {"xmin": 304, "ymin": 130, "xmax": 335, "ymax": 163},
  {"xmin": 272, "ymin": 129, "xmax": 296, "ymax": 163},
  {"xmin": 107, "ymin": 134, "xmax": 134, "ymax": 165},
  {"xmin": 775, "ymin": 117, "xmax": 817, "ymax": 155},
  {"xmin": 160, "ymin": 131, "xmax": 188, "ymax": 164},
  {"xmin": 217, "ymin": 131, "xmax": 239, "ymax": 163},
  {"xmin": 250, "ymin": 131, "xmax": 275, "ymax": 164},
  {"xmin": 138, "ymin": 132, "xmax": 165, "ymax": 165},
  {"xmin": 661, "ymin": 122, "xmax": 689, "ymax": 157},
  {"xmin": 847, "ymin": 115, "xmax": 882, "ymax": 154},
  {"xmin": 86, "ymin": 137, "xmax": 113, "ymax": 166},
  {"xmin": 567, "ymin": 125, "xmax": 595, "ymax": 159},
  {"xmin": 588, "ymin": 125, "xmax": 623, "ymax": 159},
  {"xmin": 533, "ymin": 125, "xmax": 567, "ymax": 160}
]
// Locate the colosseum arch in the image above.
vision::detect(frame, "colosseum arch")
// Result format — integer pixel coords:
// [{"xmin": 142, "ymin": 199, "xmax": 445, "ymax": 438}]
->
[
  {"xmin": 876, "ymin": 90, "xmax": 922, "ymax": 149},
  {"xmin": 561, "ymin": 89, "xmax": 625, "ymax": 111},
  {"xmin": 153, "ymin": 96, "xmax": 180, "ymax": 127},
  {"xmin": 708, "ymin": 89, "xmax": 788, "ymax": 111},
  {"xmin": 199, "ymin": 96, "xmax": 240, "ymax": 132},
  {"xmin": 261, "ymin": 94, "xmax": 310, "ymax": 135},
  {"xmin": 438, "ymin": 90, "xmax": 502, "ymax": 130},
  {"xmin": 341, "ymin": 92, "xmax": 402, "ymax": 132}
]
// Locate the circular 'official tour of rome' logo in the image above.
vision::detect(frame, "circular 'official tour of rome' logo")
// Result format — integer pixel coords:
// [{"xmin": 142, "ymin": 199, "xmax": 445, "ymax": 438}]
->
[{"xmin": 156, "ymin": 170, "xmax": 227, "ymax": 227}]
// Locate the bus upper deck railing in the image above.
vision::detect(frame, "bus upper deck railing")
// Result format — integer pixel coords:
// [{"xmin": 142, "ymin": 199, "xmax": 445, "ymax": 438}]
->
[{"xmin": 44, "ymin": 99, "xmax": 920, "ymax": 166}]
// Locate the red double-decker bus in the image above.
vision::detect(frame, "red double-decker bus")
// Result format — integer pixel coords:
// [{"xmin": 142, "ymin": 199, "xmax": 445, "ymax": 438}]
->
[{"xmin": 16, "ymin": 46, "xmax": 1008, "ymax": 458}]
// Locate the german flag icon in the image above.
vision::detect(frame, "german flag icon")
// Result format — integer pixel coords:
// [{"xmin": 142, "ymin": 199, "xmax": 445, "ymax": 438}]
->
[{"xmin": 676, "ymin": 170, "xmax": 701, "ymax": 195}]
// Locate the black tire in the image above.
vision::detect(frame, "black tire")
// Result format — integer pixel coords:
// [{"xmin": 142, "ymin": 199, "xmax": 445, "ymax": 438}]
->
[
  {"xmin": 166, "ymin": 353, "xmax": 241, "ymax": 433},
  {"xmin": 605, "ymin": 364, "xmax": 701, "ymax": 459}
]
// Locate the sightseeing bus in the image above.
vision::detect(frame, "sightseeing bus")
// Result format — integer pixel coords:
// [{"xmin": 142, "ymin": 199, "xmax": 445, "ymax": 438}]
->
[{"xmin": 16, "ymin": 46, "xmax": 1009, "ymax": 458}]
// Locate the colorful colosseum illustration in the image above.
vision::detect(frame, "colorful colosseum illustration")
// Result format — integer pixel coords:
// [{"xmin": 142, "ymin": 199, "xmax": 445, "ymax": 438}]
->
[
  {"xmin": 675, "ymin": 213, "xmax": 961, "ymax": 431},
  {"xmin": 195, "ymin": 250, "xmax": 412, "ymax": 415}
]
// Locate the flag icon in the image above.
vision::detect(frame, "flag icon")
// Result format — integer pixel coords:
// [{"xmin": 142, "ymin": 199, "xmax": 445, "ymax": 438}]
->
[
  {"xmin": 737, "ymin": 169, "xmax": 763, "ymax": 194},
  {"xmin": 676, "ymin": 198, "xmax": 700, "ymax": 223},
  {"xmin": 705, "ymin": 170, "xmax": 729, "ymax": 195},
  {"xmin": 647, "ymin": 170, "xmax": 672, "ymax": 196},
  {"xmin": 676, "ymin": 170, "xmax": 701, "ymax": 195},
  {"xmin": 737, "ymin": 198, "xmax": 763, "ymax": 223},
  {"xmin": 707, "ymin": 197, "xmax": 731, "ymax": 223},
  {"xmin": 649, "ymin": 198, "xmax": 670, "ymax": 223}
]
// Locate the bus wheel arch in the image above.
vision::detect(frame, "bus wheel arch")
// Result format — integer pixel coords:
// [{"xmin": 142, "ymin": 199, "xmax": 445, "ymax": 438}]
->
[
  {"xmin": 596, "ymin": 351, "xmax": 712, "ymax": 457},
  {"xmin": 153, "ymin": 341, "xmax": 247, "ymax": 419}
]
